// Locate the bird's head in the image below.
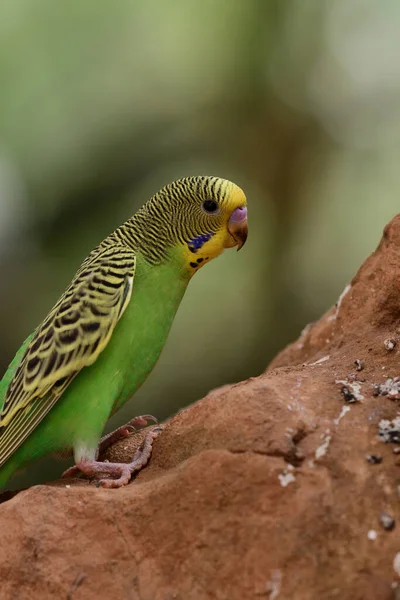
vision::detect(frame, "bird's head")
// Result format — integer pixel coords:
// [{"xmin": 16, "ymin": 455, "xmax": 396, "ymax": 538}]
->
[
  {"xmin": 130, "ymin": 176, "xmax": 247, "ymax": 272},
  {"xmin": 161, "ymin": 176, "xmax": 247, "ymax": 274}
]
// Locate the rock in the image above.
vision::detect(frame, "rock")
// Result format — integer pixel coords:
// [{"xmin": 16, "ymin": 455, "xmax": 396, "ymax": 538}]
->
[{"xmin": 1, "ymin": 217, "xmax": 400, "ymax": 599}]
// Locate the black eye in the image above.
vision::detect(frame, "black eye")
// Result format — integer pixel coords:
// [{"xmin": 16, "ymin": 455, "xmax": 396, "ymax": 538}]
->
[{"xmin": 202, "ymin": 199, "xmax": 219, "ymax": 214}]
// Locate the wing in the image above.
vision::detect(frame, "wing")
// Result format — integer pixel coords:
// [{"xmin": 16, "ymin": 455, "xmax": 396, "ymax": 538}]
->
[{"xmin": 0, "ymin": 244, "xmax": 136, "ymax": 466}]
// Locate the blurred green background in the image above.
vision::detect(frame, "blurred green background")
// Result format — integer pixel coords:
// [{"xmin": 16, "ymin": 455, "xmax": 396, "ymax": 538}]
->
[{"xmin": 2, "ymin": 0, "xmax": 400, "ymax": 487}]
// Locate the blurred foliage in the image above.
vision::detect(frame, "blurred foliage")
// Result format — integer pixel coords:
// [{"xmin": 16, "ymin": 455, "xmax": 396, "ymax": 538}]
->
[{"xmin": 2, "ymin": 0, "xmax": 400, "ymax": 486}]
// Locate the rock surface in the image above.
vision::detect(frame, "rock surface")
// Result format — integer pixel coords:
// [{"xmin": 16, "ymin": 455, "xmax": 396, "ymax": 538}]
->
[{"xmin": 1, "ymin": 218, "xmax": 400, "ymax": 599}]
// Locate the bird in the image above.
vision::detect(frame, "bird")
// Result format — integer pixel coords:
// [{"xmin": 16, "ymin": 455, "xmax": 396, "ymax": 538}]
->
[{"xmin": 0, "ymin": 176, "xmax": 248, "ymax": 489}]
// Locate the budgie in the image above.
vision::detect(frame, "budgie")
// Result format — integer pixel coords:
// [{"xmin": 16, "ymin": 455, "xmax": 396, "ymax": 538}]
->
[{"xmin": 0, "ymin": 176, "xmax": 247, "ymax": 489}]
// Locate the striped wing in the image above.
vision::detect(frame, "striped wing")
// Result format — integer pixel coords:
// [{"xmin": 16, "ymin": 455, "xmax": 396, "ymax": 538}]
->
[{"xmin": 0, "ymin": 245, "xmax": 136, "ymax": 466}]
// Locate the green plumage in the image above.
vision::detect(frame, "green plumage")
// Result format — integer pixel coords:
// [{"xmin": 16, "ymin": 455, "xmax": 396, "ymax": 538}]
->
[{"xmin": 0, "ymin": 176, "xmax": 247, "ymax": 489}]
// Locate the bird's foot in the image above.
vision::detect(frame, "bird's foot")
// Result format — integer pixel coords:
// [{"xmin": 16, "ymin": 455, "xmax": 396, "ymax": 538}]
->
[
  {"xmin": 62, "ymin": 415, "xmax": 160, "ymax": 484},
  {"xmin": 97, "ymin": 414, "xmax": 158, "ymax": 455}
]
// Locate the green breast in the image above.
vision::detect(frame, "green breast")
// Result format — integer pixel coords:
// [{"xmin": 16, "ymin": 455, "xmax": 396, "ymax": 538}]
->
[{"xmin": 71, "ymin": 248, "xmax": 190, "ymax": 414}]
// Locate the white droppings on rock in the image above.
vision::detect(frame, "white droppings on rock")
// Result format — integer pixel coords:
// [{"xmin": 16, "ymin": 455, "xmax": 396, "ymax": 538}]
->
[
  {"xmin": 304, "ymin": 355, "xmax": 330, "ymax": 367},
  {"xmin": 379, "ymin": 511, "xmax": 395, "ymax": 531},
  {"xmin": 384, "ymin": 338, "xmax": 397, "ymax": 351},
  {"xmin": 278, "ymin": 472, "xmax": 295, "ymax": 487},
  {"xmin": 367, "ymin": 529, "xmax": 377, "ymax": 541},
  {"xmin": 378, "ymin": 416, "xmax": 400, "ymax": 444},
  {"xmin": 336, "ymin": 380, "xmax": 365, "ymax": 402},
  {"xmin": 278, "ymin": 466, "xmax": 296, "ymax": 487},
  {"xmin": 296, "ymin": 323, "xmax": 312, "ymax": 350},
  {"xmin": 336, "ymin": 283, "xmax": 351, "ymax": 312},
  {"xmin": 315, "ymin": 434, "xmax": 332, "ymax": 459},
  {"xmin": 334, "ymin": 405, "xmax": 351, "ymax": 425},
  {"xmin": 393, "ymin": 552, "xmax": 400, "ymax": 577},
  {"xmin": 354, "ymin": 359, "xmax": 364, "ymax": 372},
  {"xmin": 374, "ymin": 377, "xmax": 400, "ymax": 400},
  {"xmin": 266, "ymin": 569, "xmax": 282, "ymax": 600},
  {"xmin": 288, "ymin": 376, "xmax": 306, "ymax": 416}
]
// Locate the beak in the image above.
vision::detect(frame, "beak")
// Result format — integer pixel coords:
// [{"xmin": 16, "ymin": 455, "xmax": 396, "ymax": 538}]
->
[{"xmin": 228, "ymin": 206, "xmax": 248, "ymax": 251}]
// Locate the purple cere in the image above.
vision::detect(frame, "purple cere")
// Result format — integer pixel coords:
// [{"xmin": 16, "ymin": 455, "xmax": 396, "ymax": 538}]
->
[{"xmin": 229, "ymin": 206, "xmax": 247, "ymax": 223}]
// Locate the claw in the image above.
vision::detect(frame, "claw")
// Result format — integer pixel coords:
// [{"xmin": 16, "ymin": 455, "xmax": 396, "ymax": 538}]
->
[{"xmin": 128, "ymin": 414, "xmax": 158, "ymax": 428}]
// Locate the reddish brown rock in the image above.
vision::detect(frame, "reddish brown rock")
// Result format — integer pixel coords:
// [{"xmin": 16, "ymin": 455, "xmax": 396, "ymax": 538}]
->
[{"xmin": 1, "ymin": 218, "xmax": 400, "ymax": 599}]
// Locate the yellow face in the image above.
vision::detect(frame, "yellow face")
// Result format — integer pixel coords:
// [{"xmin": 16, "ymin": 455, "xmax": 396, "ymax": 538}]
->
[{"xmin": 180, "ymin": 179, "xmax": 248, "ymax": 275}]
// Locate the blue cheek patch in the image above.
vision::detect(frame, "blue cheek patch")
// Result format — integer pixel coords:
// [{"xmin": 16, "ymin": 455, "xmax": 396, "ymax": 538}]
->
[{"xmin": 187, "ymin": 232, "xmax": 214, "ymax": 253}]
